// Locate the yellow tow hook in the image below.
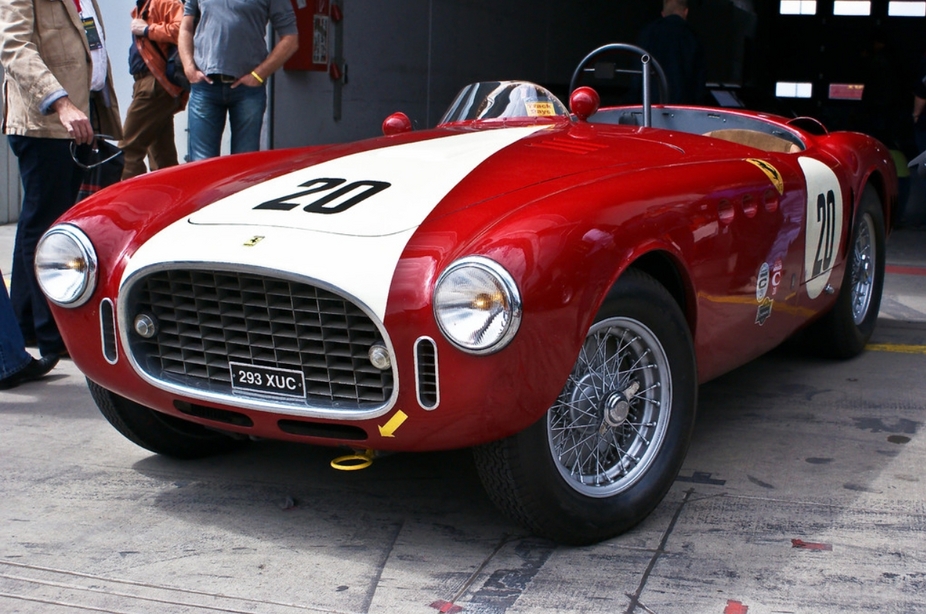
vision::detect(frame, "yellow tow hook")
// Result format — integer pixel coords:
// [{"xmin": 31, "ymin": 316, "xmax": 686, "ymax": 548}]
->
[{"xmin": 330, "ymin": 449, "xmax": 376, "ymax": 471}]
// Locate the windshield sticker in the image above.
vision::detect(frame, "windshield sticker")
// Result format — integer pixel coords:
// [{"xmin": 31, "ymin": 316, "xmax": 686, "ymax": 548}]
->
[{"xmin": 525, "ymin": 101, "xmax": 556, "ymax": 117}]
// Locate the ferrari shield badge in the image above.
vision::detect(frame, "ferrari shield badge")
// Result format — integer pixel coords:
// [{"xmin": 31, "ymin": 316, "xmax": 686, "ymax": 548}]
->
[{"xmin": 745, "ymin": 158, "xmax": 784, "ymax": 195}]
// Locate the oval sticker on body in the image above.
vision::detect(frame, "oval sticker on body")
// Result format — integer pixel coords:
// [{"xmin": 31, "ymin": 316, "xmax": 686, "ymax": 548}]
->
[{"xmin": 799, "ymin": 157, "xmax": 844, "ymax": 300}]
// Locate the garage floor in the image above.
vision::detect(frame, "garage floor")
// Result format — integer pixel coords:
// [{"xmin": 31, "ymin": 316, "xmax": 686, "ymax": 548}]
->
[{"xmin": 2, "ymin": 225, "xmax": 925, "ymax": 614}]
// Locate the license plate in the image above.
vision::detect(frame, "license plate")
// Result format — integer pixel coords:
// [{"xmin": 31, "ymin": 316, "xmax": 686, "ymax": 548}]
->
[{"xmin": 230, "ymin": 362, "xmax": 306, "ymax": 399}]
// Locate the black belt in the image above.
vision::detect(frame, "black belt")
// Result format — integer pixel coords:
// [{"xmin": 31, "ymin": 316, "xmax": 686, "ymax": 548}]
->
[{"xmin": 208, "ymin": 73, "xmax": 237, "ymax": 83}]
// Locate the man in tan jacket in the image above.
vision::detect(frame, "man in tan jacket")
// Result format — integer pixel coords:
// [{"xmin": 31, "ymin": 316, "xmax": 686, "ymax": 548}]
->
[{"xmin": 0, "ymin": 0, "xmax": 122, "ymax": 359}]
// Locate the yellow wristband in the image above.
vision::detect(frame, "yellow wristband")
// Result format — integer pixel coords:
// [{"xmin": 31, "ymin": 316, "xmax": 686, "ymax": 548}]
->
[{"xmin": 250, "ymin": 71, "xmax": 264, "ymax": 84}]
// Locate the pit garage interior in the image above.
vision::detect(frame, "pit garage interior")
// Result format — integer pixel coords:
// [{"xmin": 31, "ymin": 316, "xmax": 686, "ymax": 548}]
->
[{"xmin": 4, "ymin": 1, "xmax": 926, "ymax": 613}]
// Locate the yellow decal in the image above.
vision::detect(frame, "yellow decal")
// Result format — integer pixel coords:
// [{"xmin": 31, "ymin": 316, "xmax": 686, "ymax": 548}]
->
[
  {"xmin": 525, "ymin": 101, "xmax": 555, "ymax": 117},
  {"xmin": 243, "ymin": 235, "xmax": 265, "ymax": 247},
  {"xmin": 378, "ymin": 409, "xmax": 408, "ymax": 438},
  {"xmin": 745, "ymin": 158, "xmax": 784, "ymax": 195}
]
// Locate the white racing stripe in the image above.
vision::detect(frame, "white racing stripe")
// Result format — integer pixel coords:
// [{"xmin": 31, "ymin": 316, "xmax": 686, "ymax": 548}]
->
[
  {"xmin": 121, "ymin": 126, "xmax": 548, "ymax": 320},
  {"xmin": 189, "ymin": 126, "xmax": 549, "ymax": 236}
]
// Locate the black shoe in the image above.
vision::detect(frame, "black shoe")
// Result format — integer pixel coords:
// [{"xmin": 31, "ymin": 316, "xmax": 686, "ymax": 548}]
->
[{"xmin": 0, "ymin": 354, "xmax": 60, "ymax": 390}]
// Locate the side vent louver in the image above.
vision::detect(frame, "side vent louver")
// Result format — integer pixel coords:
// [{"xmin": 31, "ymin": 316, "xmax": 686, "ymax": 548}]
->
[
  {"xmin": 415, "ymin": 337, "xmax": 439, "ymax": 410},
  {"xmin": 100, "ymin": 298, "xmax": 118, "ymax": 364}
]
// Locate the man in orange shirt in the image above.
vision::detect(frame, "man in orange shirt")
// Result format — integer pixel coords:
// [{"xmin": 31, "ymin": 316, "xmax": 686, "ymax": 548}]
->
[{"xmin": 119, "ymin": 0, "xmax": 187, "ymax": 179}]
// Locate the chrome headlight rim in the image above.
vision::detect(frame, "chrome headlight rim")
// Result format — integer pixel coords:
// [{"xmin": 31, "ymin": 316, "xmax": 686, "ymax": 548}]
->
[
  {"xmin": 432, "ymin": 255, "xmax": 522, "ymax": 355},
  {"xmin": 35, "ymin": 224, "xmax": 98, "ymax": 308}
]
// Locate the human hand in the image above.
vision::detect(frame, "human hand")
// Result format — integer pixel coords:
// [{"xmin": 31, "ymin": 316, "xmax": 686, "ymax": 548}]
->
[
  {"xmin": 52, "ymin": 97, "xmax": 94, "ymax": 145},
  {"xmin": 130, "ymin": 18, "xmax": 147, "ymax": 37},
  {"xmin": 187, "ymin": 67, "xmax": 210, "ymax": 85},
  {"xmin": 232, "ymin": 71, "xmax": 263, "ymax": 88}
]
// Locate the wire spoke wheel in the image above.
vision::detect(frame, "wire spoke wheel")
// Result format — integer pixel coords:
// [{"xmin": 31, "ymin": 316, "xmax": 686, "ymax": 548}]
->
[
  {"xmin": 548, "ymin": 317, "xmax": 671, "ymax": 497},
  {"xmin": 849, "ymin": 212, "xmax": 876, "ymax": 325},
  {"xmin": 473, "ymin": 270, "xmax": 696, "ymax": 544}
]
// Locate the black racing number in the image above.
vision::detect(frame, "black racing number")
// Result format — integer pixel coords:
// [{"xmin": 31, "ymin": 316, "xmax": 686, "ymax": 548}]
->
[
  {"xmin": 812, "ymin": 189, "xmax": 837, "ymax": 277},
  {"xmin": 254, "ymin": 177, "xmax": 391, "ymax": 214}
]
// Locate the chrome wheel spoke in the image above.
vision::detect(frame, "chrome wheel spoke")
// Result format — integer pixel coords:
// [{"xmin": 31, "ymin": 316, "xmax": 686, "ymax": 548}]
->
[
  {"xmin": 548, "ymin": 316, "xmax": 672, "ymax": 497},
  {"xmin": 850, "ymin": 213, "xmax": 876, "ymax": 325}
]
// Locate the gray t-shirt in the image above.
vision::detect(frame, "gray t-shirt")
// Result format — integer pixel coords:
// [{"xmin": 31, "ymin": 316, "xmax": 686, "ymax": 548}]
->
[{"xmin": 184, "ymin": 0, "xmax": 298, "ymax": 79}]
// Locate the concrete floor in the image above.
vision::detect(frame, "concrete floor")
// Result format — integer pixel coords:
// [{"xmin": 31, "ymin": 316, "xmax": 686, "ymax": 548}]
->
[{"xmin": 2, "ymin": 225, "xmax": 926, "ymax": 614}]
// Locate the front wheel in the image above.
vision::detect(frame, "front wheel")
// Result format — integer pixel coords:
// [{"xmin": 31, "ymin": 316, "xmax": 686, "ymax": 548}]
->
[
  {"xmin": 474, "ymin": 270, "xmax": 697, "ymax": 545},
  {"xmin": 87, "ymin": 379, "xmax": 247, "ymax": 459}
]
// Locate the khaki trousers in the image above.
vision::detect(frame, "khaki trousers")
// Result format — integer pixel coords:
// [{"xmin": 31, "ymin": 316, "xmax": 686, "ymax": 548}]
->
[{"xmin": 119, "ymin": 73, "xmax": 181, "ymax": 180}]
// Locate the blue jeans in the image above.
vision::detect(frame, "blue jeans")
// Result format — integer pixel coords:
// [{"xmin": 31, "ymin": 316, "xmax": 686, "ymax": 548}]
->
[
  {"xmin": 1, "ymin": 273, "xmax": 31, "ymax": 380},
  {"xmin": 187, "ymin": 81, "xmax": 266, "ymax": 161}
]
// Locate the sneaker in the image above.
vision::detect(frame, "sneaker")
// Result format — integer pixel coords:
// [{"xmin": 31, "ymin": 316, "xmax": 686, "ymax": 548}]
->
[{"xmin": 0, "ymin": 354, "xmax": 60, "ymax": 390}]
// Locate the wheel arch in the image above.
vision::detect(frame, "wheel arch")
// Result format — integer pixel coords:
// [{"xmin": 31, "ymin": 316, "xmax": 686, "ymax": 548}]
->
[
  {"xmin": 625, "ymin": 250, "xmax": 697, "ymax": 338},
  {"xmin": 857, "ymin": 168, "xmax": 894, "ymax": 232}
]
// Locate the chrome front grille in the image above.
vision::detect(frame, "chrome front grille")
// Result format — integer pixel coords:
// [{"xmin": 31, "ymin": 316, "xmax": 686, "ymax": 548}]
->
[{"xmin": 125, "ymin": 268, "xmax": 394, "ymax": 411}]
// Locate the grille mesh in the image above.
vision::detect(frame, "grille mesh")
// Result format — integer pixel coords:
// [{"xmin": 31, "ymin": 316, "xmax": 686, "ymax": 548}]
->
[{"xmin": 127, "ymin": 269, "xmax": 393, "ymax": 410}]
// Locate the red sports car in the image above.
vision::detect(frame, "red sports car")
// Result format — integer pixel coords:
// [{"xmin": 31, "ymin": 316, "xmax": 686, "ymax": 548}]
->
[{"xmin": 37, "ymin": 46, "xmax": 896, "ymax": 544}]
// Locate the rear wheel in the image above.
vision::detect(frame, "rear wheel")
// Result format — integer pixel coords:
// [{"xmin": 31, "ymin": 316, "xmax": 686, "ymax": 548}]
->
[
  {"xmin": 808, "ymin": 185, "xmax": 886, "ymax": 358},
  {"xmin": 474, "ymin": 270, "xmax": 697, "ymax": 545},
  {"xmin": 87, "ymin": 379, "xmax": 247, "ymax": 459}
]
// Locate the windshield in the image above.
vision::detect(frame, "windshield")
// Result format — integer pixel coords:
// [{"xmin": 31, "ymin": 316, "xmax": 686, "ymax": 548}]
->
[{"xmin": 439, "ymin": 81, "xmax": 569, "ymax": 125}]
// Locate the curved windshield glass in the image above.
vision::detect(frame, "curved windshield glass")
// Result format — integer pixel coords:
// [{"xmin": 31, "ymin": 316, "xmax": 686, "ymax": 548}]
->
[{"xmin": 439, "ymin": 81, "xmax": 569, "ymax": 125}]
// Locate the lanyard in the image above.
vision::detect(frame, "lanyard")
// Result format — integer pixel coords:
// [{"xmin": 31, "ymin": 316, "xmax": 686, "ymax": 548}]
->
[{"xmin": 73, "ymin": 0, "xmax": 82, "ymax": 14}]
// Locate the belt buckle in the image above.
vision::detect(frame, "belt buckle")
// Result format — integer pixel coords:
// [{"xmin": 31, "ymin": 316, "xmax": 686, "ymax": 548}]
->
[{"xmin": 218, "ymin": 74, "xmax": 235, "ymax": 83}]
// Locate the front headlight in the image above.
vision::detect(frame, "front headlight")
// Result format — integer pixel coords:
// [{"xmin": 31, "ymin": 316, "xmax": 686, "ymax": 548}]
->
[
  {"xmin": 35, "ymin": 224, "xmax": 98, "ymax": 307},
  {"xmin": 433, "ymin": 256, "xmax": 522, "ymax": 354}
]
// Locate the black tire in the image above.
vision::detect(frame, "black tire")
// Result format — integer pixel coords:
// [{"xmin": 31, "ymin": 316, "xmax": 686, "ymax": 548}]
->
[
  {"xmin": 87, "ymin": 379, "xmax": 247, "ymax": 459},
  {"xmin": 473, "ymin": 269, "xmax": 697, "ymax": 545},
  {"xmin": 808, "ymin": 185, "xmax": 886, "ymax": 358}
]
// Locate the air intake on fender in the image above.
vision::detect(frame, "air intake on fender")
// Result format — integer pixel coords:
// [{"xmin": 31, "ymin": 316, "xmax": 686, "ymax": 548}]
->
[
  {"xmin": 100, "ymin": 298, "xmax": 118, "ymax": 364},
  {"xmin": 415, "ymin": 337, "xmax": 439, "ymax": 410}
]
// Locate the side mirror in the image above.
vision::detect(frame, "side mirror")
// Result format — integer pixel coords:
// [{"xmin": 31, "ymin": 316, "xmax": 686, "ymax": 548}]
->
[
  {"xmin": 569, "ymin": 87, "xmax": 600, "ymax": 122},
  {"xmin": 382, "ymin": 112, "xmax": 413, "ymax": 136}
]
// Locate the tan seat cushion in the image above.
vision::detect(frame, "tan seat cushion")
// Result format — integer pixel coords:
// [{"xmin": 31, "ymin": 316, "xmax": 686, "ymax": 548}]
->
[{"xmin": 704, "ymin": 129, "xmax": 802, "ymax": 153}]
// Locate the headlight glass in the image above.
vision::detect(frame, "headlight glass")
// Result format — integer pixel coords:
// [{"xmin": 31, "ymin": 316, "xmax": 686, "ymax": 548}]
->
[
  {"xmin": 433, "ymin": 256, "xmax": 521, "ymax": 354},
  {"xmin": 35, "ymin": 224, "xmax": 98, "ymax": 307}
]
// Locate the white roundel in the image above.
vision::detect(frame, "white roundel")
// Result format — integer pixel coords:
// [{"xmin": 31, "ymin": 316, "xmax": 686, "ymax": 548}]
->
[{"xmin": 799, "ymin": 157, "xmax": 844, "ymax": 300}]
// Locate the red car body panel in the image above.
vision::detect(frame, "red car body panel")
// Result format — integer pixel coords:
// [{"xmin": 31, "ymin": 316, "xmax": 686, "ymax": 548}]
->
[{"xmin": 47, "ymin": 103, "xmax": 897, "ymax": 453}]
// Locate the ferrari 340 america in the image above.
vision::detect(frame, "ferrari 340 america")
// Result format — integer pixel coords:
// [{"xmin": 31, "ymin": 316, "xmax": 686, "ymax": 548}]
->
[{"xmin": 36, "ymin": 47, "xmax": 896, "ymax": 544}]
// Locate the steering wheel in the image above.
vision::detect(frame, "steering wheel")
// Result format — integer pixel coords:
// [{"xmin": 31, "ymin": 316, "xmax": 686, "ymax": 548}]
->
[{"xmin": 569, "ymin": 43, "xmax": 669, "ymax": 127}]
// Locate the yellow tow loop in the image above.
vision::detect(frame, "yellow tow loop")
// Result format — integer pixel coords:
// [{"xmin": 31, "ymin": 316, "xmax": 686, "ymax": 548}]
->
[{"xmin": 330, "ymin": 449, "xmax": 375, "ymax": 471}]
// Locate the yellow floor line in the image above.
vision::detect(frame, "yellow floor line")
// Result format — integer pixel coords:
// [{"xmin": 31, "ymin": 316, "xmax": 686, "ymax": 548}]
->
[{"xmin": 866, "ymin": 343, "xmax": 926, "ymax": 355}]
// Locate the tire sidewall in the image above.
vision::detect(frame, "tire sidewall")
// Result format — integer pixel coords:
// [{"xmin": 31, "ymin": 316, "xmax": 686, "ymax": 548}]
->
[
  {"xmin": 822, "ymin": 187, "xmax": 886, "ymax": 355},
  {"xmin": 513, "ymin": 271, "xmax": 697, "ymax": 542},
  {"xmin": 844, "ymin": 189, "xmax": 886, "ymax": 341}
]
